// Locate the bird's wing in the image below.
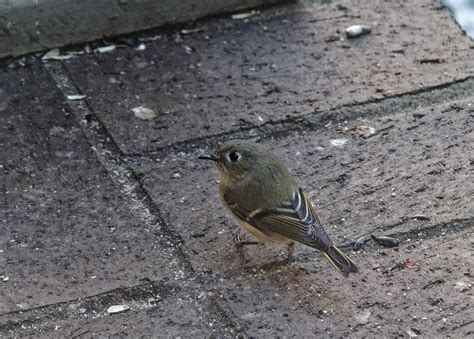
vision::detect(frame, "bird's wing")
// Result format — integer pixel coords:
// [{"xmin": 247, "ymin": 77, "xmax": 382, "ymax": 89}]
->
[{"xmin": 230, "ymin": 188, "xmax": 333, "ymax": 251}]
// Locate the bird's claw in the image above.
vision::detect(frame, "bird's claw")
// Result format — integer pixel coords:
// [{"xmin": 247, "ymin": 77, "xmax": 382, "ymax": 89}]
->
[{"xmin": 233, "ymin": 230, "xmax": 259, "ymax": 262}]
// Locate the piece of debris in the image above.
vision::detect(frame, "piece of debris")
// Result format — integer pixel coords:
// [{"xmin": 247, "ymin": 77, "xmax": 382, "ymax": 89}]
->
[
  {"xmin": 181, "ymin": 27, "xmax": 204, "ymax": 35},
  {"xmin": 428, "ymin": 297, "xmax": 444, "ymax": 306},
  {"xmin": 261, "ymin": 85, "xmax": 281, "ymax": 97},
  {"xmin": 345, "ymin": 25, "xmax": 371, "ymax": 38},
  {"xmin": 402, "ymin": 258, "xmax": 417, "ymax": 268},
  {"xmin": 411, "ymin": 214, "xmax": 430, "ymax": 221},
  {"xmin": 413, "ymin": 112, "xmax": 426, "ymax": 119},
  {"xmin": 343, "ymin": 125, "xmax": 376, "ymax": 138},
  {"xmin": 325, "ymin": 35, "xmax": 341, "ymax": 43},
  {"xmin": 232, "ymin": 10, "xmax": 259, "ymax": 20},
  {"xmin": 371, "ymin": 235, "xmax": 400, "ymax": 248},
  {"xmin": 132, "ymin": 106, "xmax": 157, "ymax": 120},
  {"xmin": 383, "ymin": 258, "xmax": 416, "ymax": 275},
  {"xmin": 190, "ymin": 232, "xmax": 206, "ymax": 238},
  {"xmin": 84, "ymin": 44, "xmax": 92, "ymax": 54},
  {"xmin": 454, "ymin": 280, "xmax": 471, "ymax": 292},
  {"xmin": 71, "ymin": 328, "xmax": 89, "ymax": 337},
  {"xmin": 391, "ymin": 48, "xmax": 405, "ymax": 54},
  {"xmin": 422, "ymin": 279, "xmax": 445, "ymax": 290},
  {"xmin": 95, "ymin": 45, "xmax": 116, "ymax": 54},
  {"xmin": 238, "ymin": 118, "xmax": 253, "ymax": 127},
  {"xmin": 418, "ymin": 58, "xmax": 445, "ymax": 64},
  {"xmin": 41, "ymin": 48, "xmax": 73, "ymax": 61},
  {"xmin": 383, "ymin": 262, "xmax": 405, "ymax": 275},
  {"xmin": 172, "ymin": 172, "xmax": 181, "ymax": 179},
  {"xmin": 354, "ymin": 235, "xmax": 371, "ymax": 250},
  {"xmin": 353, "ymin": 310, "xmax": 371, "ymax": 325},
  {"xmin": 107, "ymin": 305, "xmax": 130, "ymax": 314},
  {"xmin": 1, "ymin": 276, "xmax": 9, "ymax": 282},
  {"xmin": 135, "ymin": 43, "xmax": 146, "ymax": 51},
  {"xmin": 406, "ymin": 328, "xmax": 419, "ymax": 338},
  {"xmin": 330, "ymin": 138, "xmax": 348, "ymax": 147},
  {"xmin": 67, "ymin": 94, "xmax": 87, "ymax": 101}
]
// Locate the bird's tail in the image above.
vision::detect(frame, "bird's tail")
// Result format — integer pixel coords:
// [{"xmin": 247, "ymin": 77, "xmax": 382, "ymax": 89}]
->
[{"xmin": 322, "ymin": 246, "xmax": 358, "ymax": 277}]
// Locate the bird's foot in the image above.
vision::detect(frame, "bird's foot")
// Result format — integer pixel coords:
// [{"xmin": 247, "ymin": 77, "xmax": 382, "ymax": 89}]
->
[
  {"xmin": 233, "ymin": 231, "xmax": 260, "ymax": 262},
  {"xmin": 285, "ymin": 241, "xmax": 295, "ymax": 262}
]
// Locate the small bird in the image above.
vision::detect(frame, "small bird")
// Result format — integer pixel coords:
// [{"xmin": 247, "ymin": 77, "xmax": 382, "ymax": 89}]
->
[{"xmin": 199, "ymin": 140, "xmax": 358, "ymax": 277}]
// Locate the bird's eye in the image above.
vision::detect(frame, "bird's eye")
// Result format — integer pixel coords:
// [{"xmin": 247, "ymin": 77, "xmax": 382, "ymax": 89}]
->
[{"xmin": 228, "ymin": 151, "xmax": 241, "ymax": 162}]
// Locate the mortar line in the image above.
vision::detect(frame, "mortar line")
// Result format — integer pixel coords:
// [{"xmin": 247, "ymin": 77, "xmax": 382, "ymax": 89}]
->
[
  {"xmin": 0, "ymin": 280, "xmax": 171, "ymax": 318},
  {"xmin": 123, "ymin": 75, "xmax": 474, "ymax": 158},
  {"xmin": 45, "ymin": 61, "xmax": 194, "ymax": 273},
  {"xmin": 336, "ymin": 216, "xmax": 474, "ymax": 252}
]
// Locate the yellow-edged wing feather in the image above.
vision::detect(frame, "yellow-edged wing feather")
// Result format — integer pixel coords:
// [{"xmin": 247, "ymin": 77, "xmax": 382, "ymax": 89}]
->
[{"xmin": 227, "ymin": 188, "xmax": 358, "ymax": 276}]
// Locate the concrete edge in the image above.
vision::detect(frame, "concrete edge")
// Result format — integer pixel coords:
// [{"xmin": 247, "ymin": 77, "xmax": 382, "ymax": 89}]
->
[{"xmin": 0, "ymin": 0, "xmax": 284, "ymax": 58}]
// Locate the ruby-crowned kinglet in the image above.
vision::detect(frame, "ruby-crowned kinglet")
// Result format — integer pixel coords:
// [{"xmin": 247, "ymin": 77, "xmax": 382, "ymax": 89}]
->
[{"xmin": 199, "ymin": 140, "xmax": 358, "ymax": 277}]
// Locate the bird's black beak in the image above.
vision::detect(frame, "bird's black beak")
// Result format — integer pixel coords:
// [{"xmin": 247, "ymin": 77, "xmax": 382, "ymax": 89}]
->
[{"xmin": 198, "ymin": 153, "xmax": 219, "ymax": 161}]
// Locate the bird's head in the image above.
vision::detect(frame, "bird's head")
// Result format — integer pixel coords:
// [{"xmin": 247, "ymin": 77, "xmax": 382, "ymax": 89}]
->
[{"xmin": 198, "ymin": 140, "xmax": 265, "ymax": 180}]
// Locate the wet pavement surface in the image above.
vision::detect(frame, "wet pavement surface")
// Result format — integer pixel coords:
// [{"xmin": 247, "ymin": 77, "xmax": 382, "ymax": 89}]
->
[
  {"xmin": 1, "ymin": 0, "xmax": 473, "ymax": 337},
  {"xmin": 65, "ymin": 0, "xmax": 474, "ymax": 153}
]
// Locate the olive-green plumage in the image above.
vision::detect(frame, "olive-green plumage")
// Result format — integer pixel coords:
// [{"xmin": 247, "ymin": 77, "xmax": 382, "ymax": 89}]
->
[{"xmin": 199, "ymin": 140, "xmax": 358, "ymax": 277}]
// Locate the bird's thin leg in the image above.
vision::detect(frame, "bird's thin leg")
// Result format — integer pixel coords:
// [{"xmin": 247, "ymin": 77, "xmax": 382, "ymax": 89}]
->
[
  {"xmin": 233, "ymin": 230, "xmax": 259, "ymax": 262},
  {"xmin": 286, "ymin": 241, "xmax": 295, "ymax": 261}
]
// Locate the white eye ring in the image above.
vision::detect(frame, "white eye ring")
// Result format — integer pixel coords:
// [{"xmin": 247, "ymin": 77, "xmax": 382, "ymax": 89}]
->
[{"xmin": 227, "ymin": 151, "xmax": 241, "ymax": 162}]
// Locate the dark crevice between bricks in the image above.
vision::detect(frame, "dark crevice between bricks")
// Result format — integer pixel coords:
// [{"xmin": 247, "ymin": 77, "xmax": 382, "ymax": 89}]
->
[
  {"xmin": 46, "ymin": 62, "xmax": 126, "ymax": 158},
  {"xmin": 45, "ymin": 61, "xmax": 195, "ymax": 274},
  {"xmin": 121, "ymin": 75, "xmax": 474, "ymax": 159},
  {"xmin": 128, "ymin": 170, "xmax": 195, "ymax": 273},
  {"xmin": 0, "ymin": 280, "xmax": 176, "ymax": 333},
  {"xmin": 208, "ymin": 294, "xmax": 249, "ymax": 338}
]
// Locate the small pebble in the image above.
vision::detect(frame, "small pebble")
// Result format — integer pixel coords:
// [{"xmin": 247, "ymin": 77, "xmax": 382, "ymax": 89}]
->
[
  {"xmin": 96, "ymin": 45, "xmax": 116, "ymax": 54},
  {"xmin": 353, "ymin": 310, "xmax": 371, "ymax": 324},
  {"xmin": 107, "ymin": 305, "xmax": 130, "ymax": 314},
  {"xmin": 346, "ymin": 25, "xmax": 371, "ymax": 38},
  {"xmin": 42, "ymin": 48, "xmax": 73, "ymax": 61},
  {"xmin": 67, "ymin": 94, "xmax": 87, "ymax": 101},
  {"xmin": 135, "ymin": 43, "xmax": 146, "ymax": 51},
  {"xmin": 132, "ymin": 106, "xmax": 156, "ymax": 120},
  {"xmin": 454, "ymin": 280, "xmax": 471, "ymax": 292},
  {"xmin": 371, "ymin": 235, "xmax": 400, "ymax": 248},
  {"xmin": 232, "ymin": 10, "xmax": 258, "ymax": 20},
  {"xmin": 330, "ymin": 138, "xmax": 348, "ymax": 147}
]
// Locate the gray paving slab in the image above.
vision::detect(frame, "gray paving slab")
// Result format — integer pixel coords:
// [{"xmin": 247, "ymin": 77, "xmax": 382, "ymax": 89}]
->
[
  {"xmin": 131, "ymin": 98, "xmax": 473, "ymax": 273},
  {"xmin": 0, "ymin": 67, "xmax": 184, "ymax": 314},
  {"xmin": 64, "ymin": 0, "xmax": 474, "ymax": 154}
]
